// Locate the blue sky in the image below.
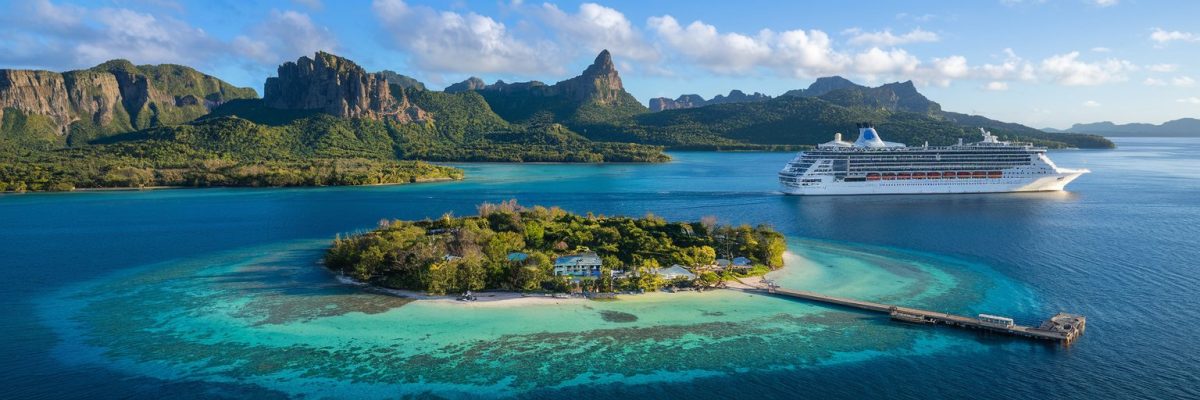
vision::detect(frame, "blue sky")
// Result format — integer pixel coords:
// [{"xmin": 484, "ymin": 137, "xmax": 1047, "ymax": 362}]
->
[{"xmin": 2, "ymin": 0, "xmax": 1197, "ymax": 128}]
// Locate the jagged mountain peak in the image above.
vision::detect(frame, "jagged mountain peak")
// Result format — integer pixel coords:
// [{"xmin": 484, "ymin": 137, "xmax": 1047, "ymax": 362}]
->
[{"xmin": 582, "ymin": 49, "xmax": 616, "ymax": 76}]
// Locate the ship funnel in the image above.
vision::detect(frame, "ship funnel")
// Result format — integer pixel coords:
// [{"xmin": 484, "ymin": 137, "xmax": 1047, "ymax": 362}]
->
[
  {"xmin": 854, "ymin": 122, "xmax": 886, "ymax": 148},
  {"xmin": 834, "ymin": 133, "xmax": 843, "ymax": 142}
]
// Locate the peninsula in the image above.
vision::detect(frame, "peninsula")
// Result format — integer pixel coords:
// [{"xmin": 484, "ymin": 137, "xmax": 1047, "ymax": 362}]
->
[{"xmin": 324, "ymin": 201, "xmax": 787, "ymax": 296}]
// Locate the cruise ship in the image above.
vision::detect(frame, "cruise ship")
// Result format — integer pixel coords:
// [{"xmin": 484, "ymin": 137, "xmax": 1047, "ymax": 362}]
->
[{"xmin": 778, "ymin": 123, "xmax": 1089, "ymax": 195}]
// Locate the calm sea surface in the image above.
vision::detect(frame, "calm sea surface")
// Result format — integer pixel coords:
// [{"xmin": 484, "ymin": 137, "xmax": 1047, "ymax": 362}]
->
[{"xmin": 1, "ymin": 138, "xmax": 1197, "ymax": 399}]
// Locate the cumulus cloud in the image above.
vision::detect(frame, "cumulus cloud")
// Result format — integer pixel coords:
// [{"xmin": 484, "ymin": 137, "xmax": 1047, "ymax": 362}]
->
[
  {"xmin": 371, "ymin": 0, "xmax": 556, "ymax": 75},
  {"xmin": 1150, "ymin": 28, "xmax": 1198, "ymax": 46},
  {"xmin": 1144, "ymin": 77, "xmax": 1166, "ymax": 86},
  {"xmin": 984, "ymin": 81, "xmax": 1009, "ymax": 91},
  {"xmin": 647, "ymin": 15, "xmax": 775, "ymax": 74},
  {"xmin": 1177, "ymin": 97, "xmax": 1200, "ymax": 104},
  {"xmin": 844, "ymin": 28, "xmax": 939, "ymax": 46},
  {"xmin": 234, "ymin": 10, "xmax": 337, "ymax": 64},
  {"xmin": 1039, "ymin": 51, "xmax": 1135, "ymax": 85},
  {"xmin": 536, "ymin": 3, "xmax": 658, "ymax": 62},
  {"xmin": 648, "ymin": 15, "xmax": 872, "ymax": 78},
  {"xmin": 1172, "ymin": 76, "xmax": 1196, "ymax": 87},
  {"xmin": 853, "ymin": 47, "xmax": 920, "ymax": 76},
  {"xmin": 978, "ymin": 48, "xmax": 1036, "ymax": 82},
  {"xmin": 1082, "ymin": 100, "xmax": 1101, "ymax": 107},
  {"xmin": 1091, "ymin": 0, "xmax": 1118, "ymax": 7},
  {"xmin": 0, "ymin": 0, "xmax": 340, "ymax": 73}
]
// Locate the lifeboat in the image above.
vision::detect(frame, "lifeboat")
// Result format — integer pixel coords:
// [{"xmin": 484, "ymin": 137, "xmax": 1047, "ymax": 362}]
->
[
  {"xmin": 897, "ymin": 172, "xmax": 912, "ymax": 179},
  {"xmin": 940, "ymin": 172, "xmax": 952, "ymax": 179},
  {"xmin": 866, "ymin": 173, "xmax": 881, "ymax": 181},
  {"xmin": 912, "ymin": 172, "xmax": 926, "ymax": 179},
  {"xmin": 882, "ymin": 173, "xmax": 897, "ymax": 180},
  {"xmin": 957, "ymin": 171, "xmax": 972, "ymax": 178},
  {"xmin": 973, "ymin": 171, "xmax": 987, "ymax": 178},
  {"xmin": 988, "ymin": 171, "xmax": 1003, "ymax": 178},
  {"xmin": 926, "ymin": 172, "xmax": 940, "ymax": 179}
]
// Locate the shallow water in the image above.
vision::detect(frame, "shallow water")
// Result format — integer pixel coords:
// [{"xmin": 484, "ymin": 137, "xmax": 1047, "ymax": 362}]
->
[{"xmin": 3, "ymin": 138, "xmax": 1198, "ymax": 399}]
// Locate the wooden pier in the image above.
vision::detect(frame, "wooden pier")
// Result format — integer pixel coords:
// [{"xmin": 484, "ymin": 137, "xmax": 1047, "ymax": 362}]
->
[{"xmin": 758, "ymin": 286, "xmax": 1086, "ymax": 344}]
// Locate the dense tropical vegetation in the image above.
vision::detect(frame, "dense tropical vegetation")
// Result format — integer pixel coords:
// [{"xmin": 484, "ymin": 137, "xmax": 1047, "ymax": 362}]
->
[
  {"xmin": 325, "ymin": 201, "xmax": 787, "ymax": 295},
  {"xmin": 0, "ymin": 111, "xmax": 462, "ymax": 192}
]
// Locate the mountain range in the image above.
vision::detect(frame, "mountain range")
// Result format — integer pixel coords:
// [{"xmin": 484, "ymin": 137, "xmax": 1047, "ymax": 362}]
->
[
  {"xmin": 649, "ymin": 90, "xmax": 771, "ymax": 112},
  {"xmin": 1044, "ymin": 118, "xmax": 1200, "ymax": 137},
  {"xmin": 1, "ymin": 49, "xmax": 1114, "ymax": 191}
]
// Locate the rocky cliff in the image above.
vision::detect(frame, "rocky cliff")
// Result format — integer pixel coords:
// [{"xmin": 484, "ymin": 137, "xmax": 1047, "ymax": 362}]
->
[
  {"xmin": 649, "ymin": 90, "xmax": 771, "ymax": 112},
  {"xmin": 0, "ymin": 61, "xmax": 256, "ymax": 144},
  {"xmin": 263, "ymin": 52, "xmax": 427, "ymax": 123}
]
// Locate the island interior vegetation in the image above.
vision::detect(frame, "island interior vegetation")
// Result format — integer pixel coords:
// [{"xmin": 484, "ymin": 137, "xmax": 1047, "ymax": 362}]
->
[{"xmin": 324, "ymin": 201, "xmax": 788, "ymax": 295}]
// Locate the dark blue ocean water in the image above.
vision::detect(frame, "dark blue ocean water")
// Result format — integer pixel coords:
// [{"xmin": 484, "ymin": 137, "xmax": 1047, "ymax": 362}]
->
[{"xmin": 1, "ymin": 138, "xmax": 1197, "ymax": 399}]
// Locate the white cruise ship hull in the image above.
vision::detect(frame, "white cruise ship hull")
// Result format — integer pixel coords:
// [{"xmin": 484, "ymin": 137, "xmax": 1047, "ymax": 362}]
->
[{"xmin": 780, "ymin": 169, "xmax": 1088, "ymax": 196}]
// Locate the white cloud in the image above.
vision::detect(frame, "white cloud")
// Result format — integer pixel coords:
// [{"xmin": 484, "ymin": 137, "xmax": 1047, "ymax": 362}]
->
[
  {"xmin": 932, "ymin": 55, "xmax": 969, "ymax": 78},
  {"xmin": 648, "ymin": 16, "xmax": 774, "ymax": 74},
  {"xmin": 844, "ymin": 28, "xmax": 939, "ymax": 46},
  {"xmin": 1150, "ymin": 28, "xmax": 1198, "ymax": 46},
  {"xmin": 71, "ymin": 8, "xmax": 224, "ymax": 67},
  {"xmin": 537, "ymin": 3, "xmax": 658, "ymax": 62},
  {"xmin": 234, "ymin": 10, "xmax": 337, "ymax": 65},
  {"xmin": 1082, "ymin": 100, "xmax": 1101, "ymax": 107},
  {"xmin": 1144, "ymin": 77, "xmax": 1166, "ymax": 86},
  {"xmin": 1091, "ymin": 0, "xmax": 1118, "ymax": 7},
  {"xmin": 853, "ymin": 47, "xmax": 921, "ymax": 76},
  {"xmin": 773, "ymin": 29, "xmax": 850, "ymax": 76},
  {"xmin": 1146, "ymin": 63, "xmax": 1178, "ymax": 72},
  {"xmin": 648, "ymin": 15, "xmax": 853, "ymax": 77},
  {"xmin": 371, "ymin": 0, "xmax": 556, "ymax": 75},
  {"xmin": 979, "ymin": 48, "xmax": 1036, "ymax": 81},
  {"xmin": 984, "ymin": 81, "xmax": 1009, "ymax": 91},
  {"xmin": 1091, "ymin": 47, "xmax": 1111, "ymax": 53},
  {"xmin": 1039, "ymin": 51, "xmax": 1136, "ymax": 85},
  {"xmin": 1172, "ymin": 76, "xmax": 1196, "ymax": 87},
  {"xmin": 1177, "ymin": 97, "xmax": 1200, "ymax": 104}
]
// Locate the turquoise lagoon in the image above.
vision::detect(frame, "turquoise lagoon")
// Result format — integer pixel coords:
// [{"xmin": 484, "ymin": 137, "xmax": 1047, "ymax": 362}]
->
[{"xmin": 3, "ymin": 138, "xmax": 1199, "ymax": 398}]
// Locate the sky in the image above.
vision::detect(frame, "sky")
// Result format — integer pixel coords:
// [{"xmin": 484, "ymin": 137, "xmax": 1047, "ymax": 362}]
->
[{"xmin": 1, "ymin": 0, "xmax": 1198, "ymax": 128}]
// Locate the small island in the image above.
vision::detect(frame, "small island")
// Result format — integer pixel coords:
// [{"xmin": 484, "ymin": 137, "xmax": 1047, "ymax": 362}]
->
[{"xmin": 325, "ymin": 201, "xmax": 787, "ymax": 296}]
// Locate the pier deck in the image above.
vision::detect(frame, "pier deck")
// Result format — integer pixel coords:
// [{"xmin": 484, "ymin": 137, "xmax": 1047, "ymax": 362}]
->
[{"xmin": 758, "ymin": 286, "xmax": 1086, "ymax": 344}]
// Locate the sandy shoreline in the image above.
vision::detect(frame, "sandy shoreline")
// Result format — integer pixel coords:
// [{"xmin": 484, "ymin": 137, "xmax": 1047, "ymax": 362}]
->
[{"xmin": 332, "ymin": 275, "xmax": 749, "ymax": 307}]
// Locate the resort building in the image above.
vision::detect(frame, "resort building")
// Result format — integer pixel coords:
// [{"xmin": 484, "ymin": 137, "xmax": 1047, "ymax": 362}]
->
[{"xmin": 554, "ymin": 253, "xmax": 603, "ymax": 278}]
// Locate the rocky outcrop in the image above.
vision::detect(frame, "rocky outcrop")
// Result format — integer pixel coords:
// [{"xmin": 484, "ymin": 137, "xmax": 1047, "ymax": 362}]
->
[
  {"xmin": 1, "ymin": 61, "xmax": 256, "ymax": 141},
  {"xmin": 0, "ymin": 70, "xmax": 75, "ymax": 134},
  {"xmin": 649, "ymin": 90, "xmax": 770, "ymax": 112},
  {"xmin": 445, "ymin": 77, "xmax": 487, "ymax": 93},
  {"xmin": 264, "ymin": 52, "xmax": 428, "ymax": 123},
  {"xmin": 551, "ymin": 50, "xmax": 626, "ymax": 105}
]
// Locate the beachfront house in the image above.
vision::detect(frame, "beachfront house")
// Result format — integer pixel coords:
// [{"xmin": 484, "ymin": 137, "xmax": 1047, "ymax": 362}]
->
[
  {"xmin": 658, "ymin": 264, "xmax": 697, "ymax": 280},
  {"xmin": 732, "ymin": 257, "xmax": 753, "ymax": 270},
  {"xmin": 554, "ymin": 252, "xmax": 603, "ymax": 278}
]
